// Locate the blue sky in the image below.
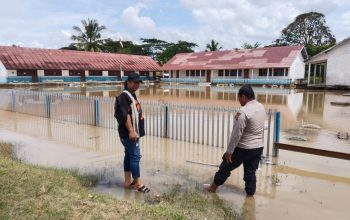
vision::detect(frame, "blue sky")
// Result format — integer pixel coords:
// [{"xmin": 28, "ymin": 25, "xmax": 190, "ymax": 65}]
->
[{"xmin": 0, "ymin": 0, "xmax": 349, "ymax": 51}]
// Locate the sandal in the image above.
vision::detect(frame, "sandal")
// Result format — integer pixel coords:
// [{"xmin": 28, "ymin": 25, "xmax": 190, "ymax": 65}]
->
[{"xmin": 137, "ymin": 185, "xmax": 151, "ymax": 193}]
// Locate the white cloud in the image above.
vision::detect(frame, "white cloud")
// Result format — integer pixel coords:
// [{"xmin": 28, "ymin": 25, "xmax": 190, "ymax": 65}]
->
[
  {"xmin": 61, "ymin": 30, "xmax": 72, "ymax": 39},
  {"xmin": 121, "ymin": 4, "xmax": 156, "ymax": 30},
  {"xmin": 31, "ymin": 40, "xmax": 44, "ymax": 48},
  {"xmin": 0, "ymin": 0, "xmax": 349, "ymax": 50},
  {"xmin": 342, "ymin": 11, "xmax": 350, "ymax": 31},
  {"xmin": 178, "ymin": 0, "xmax": 349, "ymax": 50}
]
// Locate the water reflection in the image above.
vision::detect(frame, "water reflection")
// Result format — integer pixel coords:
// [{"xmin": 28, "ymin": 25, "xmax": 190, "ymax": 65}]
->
[
  {"xmin": 241, "ymin": 196, "xmax": 256, "ymax": 220},
  {"xmin": 4, "ymin": 84, "xmax": 350, "ymax": 152},
  {"xmin": 27, "ymin": 84, "xmax": 350, "ymax": 147}
]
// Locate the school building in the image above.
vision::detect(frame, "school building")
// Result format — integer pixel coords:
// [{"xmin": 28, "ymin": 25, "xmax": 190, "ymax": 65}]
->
[
  {"xmin": 0, "ymin": 46, "xmax": 161, "ymax": 84},
  {"xmin": 161, "ymin": 45, "xmax": 308, "ymax": 86}
]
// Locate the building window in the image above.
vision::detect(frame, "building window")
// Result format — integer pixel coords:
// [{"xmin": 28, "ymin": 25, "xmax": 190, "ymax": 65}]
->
[
  {"xmin": 89, "ymin": 70, "xmax": 102, "ymax": 76},
  {"xmin": 218, "ymin": 70, "xmax": 223, "ymax": 77},
  {"xmin": 273, "ymin": 68, "xmax": 284, "ymax": 77},
  {"xmin": 190, "ymin": 70, "xmax": 195, "ymax": 76},
  {"xmin": 196, "ymin": 70, "xmax": 200, "ymax": 76},
  {"xmin": 186, "ymin": 70, "xmax": 189, "ymax": 77},
  {"xmin": 201, "ymin": 70, "xmax": 206, "ymax": 76},
  {"xmin": 259, "ymin": 69, "xmax": 268, "ymax": 76},
  {"xmin": 70, "ymin": 70, "xmax": 84, "ymax": 76},
  {"xmin": 44, "ymin": 69, "xmax": 62, "ymax": 76},
  {"xmin": 224, "ymin": 70, "xmax": 230, "ymax": 77}
]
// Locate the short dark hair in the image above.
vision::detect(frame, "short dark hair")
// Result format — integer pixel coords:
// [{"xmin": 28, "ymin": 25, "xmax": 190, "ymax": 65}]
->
[{"xmin": 238, "ymin": 85, "xmax": 255, "ymax": 99}]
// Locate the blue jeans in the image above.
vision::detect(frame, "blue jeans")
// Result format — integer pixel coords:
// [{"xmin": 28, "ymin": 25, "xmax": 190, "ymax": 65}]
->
[{"xmin": 120, "ymin": 138, "xmax": 141, "ymax": 179}]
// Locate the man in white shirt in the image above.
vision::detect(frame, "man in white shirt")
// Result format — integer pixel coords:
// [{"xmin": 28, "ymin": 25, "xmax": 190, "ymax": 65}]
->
[{"xmin": 207, "ymin": 85, "xmax": 265, "ymax": 196}]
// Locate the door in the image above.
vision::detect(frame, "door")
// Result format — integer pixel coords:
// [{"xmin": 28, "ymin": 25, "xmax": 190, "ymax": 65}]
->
[
  {"xmin": 244, "ymin": 69, "xmax": 249, "ymax": 78},
  {"xmin": 206, "ymin": 70, "xmax": 211, "ymax": 82}
]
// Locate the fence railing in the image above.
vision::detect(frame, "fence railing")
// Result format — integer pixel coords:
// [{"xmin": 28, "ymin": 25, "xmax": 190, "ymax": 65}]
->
[{"xmin": 0, "ymin": 89, "xmax": 279, "ymax": 153}]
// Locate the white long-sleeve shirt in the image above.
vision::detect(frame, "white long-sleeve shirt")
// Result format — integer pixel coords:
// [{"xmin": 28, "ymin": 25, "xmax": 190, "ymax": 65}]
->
[{"xmin": 226, "ymin": 100, "xmax": 265, "ymax": 154}]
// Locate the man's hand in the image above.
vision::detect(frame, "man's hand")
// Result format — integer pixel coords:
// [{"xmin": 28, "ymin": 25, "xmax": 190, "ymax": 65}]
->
[
  {"xmin": 129, "ymin": 130, "xmax": 139, "ymax": 142},
  {"xmin": 224, "ymin": 152, "xmax": 233, "ymax": 164}
]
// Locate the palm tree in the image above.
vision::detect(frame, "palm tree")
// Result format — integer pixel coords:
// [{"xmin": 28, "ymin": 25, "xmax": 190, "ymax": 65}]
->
[
  {"xmin": 205, "ymin": 39, "xmax": 222, "ymax": 51},
  {"xmin": 71, "ymin": 18, "xmax": 106, "ymax": 52}
]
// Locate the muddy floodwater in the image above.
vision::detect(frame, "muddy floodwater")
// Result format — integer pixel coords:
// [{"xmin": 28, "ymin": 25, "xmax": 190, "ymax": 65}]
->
[{"xmin": 1, "ymin": 83, "xmax": 350, "ymax": 219}]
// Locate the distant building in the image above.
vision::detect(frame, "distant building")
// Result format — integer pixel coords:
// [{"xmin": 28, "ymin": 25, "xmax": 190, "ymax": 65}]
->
[
  {"xmin": 162, "ymin": 46, "xmax": 308, "ymax": 86},
  {"xmin": 305, "ymin": 37, "xmax": 350, "ymax": 88},
  {"xmin": 0, "ymin": 46, "xmax": 160, "ymax": 84}
]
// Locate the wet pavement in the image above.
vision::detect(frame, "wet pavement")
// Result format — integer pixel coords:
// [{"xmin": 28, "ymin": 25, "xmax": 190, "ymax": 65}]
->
[{"xmin": 0, "ymin": 110, "xmax": 349, "ymax": 219}]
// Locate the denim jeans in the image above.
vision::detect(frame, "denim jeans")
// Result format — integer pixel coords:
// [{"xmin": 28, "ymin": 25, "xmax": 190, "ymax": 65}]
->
[{"xmin": 120, "ymin": 138, "xmax": 141, "ymax": 179}]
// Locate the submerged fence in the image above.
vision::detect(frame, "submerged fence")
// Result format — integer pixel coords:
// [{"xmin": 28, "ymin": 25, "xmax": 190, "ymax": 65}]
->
[{"xmin": 0, "ymin": 89, "xmax": 279, "ymax": 154}]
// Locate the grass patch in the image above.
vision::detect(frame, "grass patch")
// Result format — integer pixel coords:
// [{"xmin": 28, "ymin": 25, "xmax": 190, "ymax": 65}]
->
[{"xmin": 0, "ymin": 141, "xmax": 240, "ymax": 219}]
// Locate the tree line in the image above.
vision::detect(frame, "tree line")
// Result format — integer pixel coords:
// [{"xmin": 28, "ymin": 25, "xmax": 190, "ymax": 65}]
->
[{"xmin": 62, "ymin": 12, "xmax": 337, "ymax": 64}]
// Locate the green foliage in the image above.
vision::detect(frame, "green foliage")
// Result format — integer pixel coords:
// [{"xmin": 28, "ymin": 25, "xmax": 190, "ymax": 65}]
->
[
  {"xmin": 71, "ymin": 18, "xmax": 106, "ymax": 52},
  {"xmin": 157, "ymin": 41, "xmax": 198, "ymax": 64},
  {"xmin": 102, "ymin": 38, "xmax": 148, "ymax": 55},
  {"xmin": 272, "ymin": 12, "xmax": 336, "ymax": 54},
  {"xmin": 60, "ymin": 43, "xmax": 80, "ymax": 51},
  {"xmin": 242, "ymin": 42, "xmax": 261, "ymax": 49},
  {"xmin": 206, "ymin": 39, "xmax": 222, "ymax": 51},
  {"xmin": 66, "ymin": 19, "xmax": 199, "ymax": 63},
  {"xmin": 306, "ymin": 42, "xmax": 335, "ymax": 56},
  {"xmin": 140, "ymin": 38, "xmax": 171, "ymax": 59}
]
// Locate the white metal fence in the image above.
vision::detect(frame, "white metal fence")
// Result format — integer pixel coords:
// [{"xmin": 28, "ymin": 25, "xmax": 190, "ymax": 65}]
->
[{"xmin": 0, "ymin": 89, "xmax": 278, "ymax": 152}]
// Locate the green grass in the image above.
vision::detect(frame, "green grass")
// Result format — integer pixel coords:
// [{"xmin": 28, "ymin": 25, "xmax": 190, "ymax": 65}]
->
[{"xmin": 0, "ymin": 142, "xmax": 240, "ymax": 220}]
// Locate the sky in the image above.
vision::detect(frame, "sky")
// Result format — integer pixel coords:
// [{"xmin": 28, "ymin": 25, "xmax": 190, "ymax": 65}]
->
[{"xmin": 0, "ymin": 0, "xmax": 349, "ymax": 51}]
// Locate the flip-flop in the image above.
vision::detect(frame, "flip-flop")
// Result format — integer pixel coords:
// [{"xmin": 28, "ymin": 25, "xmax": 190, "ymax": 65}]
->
[{"xmin": 137, "ymin": 185, "xmax": 151, "ymax": 193}]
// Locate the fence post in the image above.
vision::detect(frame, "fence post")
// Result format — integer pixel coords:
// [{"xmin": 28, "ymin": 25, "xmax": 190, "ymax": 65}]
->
[
  {"xmin": 273, "ymin": 111, "xmax": 280, "ymax": 157},
  {"xmin": 12, "ymin": 91, "xmax": 16, "ymax": 112},
  {"xmin": 45, "ymin": 95, "xmax": 51, "ymax": 118},
  {"xmin": 164, "ymin": 104, "xmax": 169, "ymax": 137},
  {"xmin": 94, "ymin": 99, "xmax": 100, "ymax": 126},
  {"xmin": 266, "ymin": 109, "xmax": 272, "ymax": 156}
]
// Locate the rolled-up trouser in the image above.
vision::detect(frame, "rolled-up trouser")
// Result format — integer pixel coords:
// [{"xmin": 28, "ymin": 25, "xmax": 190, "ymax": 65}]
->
[
  {"xmin": 213, "ymin": 147, "xmax": 263, "ymax": 195},
  {"xmin": 120, "ymin": 138, "xmax": 141, "ymax": 179}
]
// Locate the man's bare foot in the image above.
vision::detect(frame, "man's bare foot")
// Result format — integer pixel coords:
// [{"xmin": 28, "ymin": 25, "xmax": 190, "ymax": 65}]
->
[{"xmin": 204, "ymin": 183, "xmax": 218, "ymax": 193}]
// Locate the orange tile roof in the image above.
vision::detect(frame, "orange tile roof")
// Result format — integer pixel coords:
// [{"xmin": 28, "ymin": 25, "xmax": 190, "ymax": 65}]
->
[
  {"xmin": 0, "ymin": 46, "xmax": 161, "ymax": 71},
  {"xmin": 162, "ymin": 45, "xmax": 305, "ymax": 70}
]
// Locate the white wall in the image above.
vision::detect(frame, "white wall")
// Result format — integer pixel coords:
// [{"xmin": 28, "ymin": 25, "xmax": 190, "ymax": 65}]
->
[
  {"xmin": 325, "ymin": 41, "xmax": 350, "ymax": 86},
  {"xmin": 0, "ymin": 61, "xmax": 7, "ymax": 83},
  {"xmin": 38, "ymin": 70, "xmax": 44, "ymax": 77},
  {"xmin": 7, "ymin": 70, "xmax": 17, "ymax": 76},
  {"xmin": 62, "ymin": 70, "xmax": 69, "ymax": 76},
  {"xmin": 102, "ymin": 71, "xmax": 108, "ymax": 76},
  {"xmin": 290, "ymin": 52, "xmax": 305, "ymax": 81}
]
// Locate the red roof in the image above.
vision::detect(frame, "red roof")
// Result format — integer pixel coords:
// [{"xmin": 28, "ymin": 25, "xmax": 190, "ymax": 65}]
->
[
  {"xmin": 0, "ymin": 46, "xmax": 161, "ymax": 71},
  {"xmin": 162, "ymin": 46, "xmax": 305, "ymax": 70}
]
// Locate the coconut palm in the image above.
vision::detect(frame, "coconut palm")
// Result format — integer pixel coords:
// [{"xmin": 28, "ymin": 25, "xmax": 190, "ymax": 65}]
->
[
  {"xmin": 71, "ymin": 18, "xmax": 106, "ymax": 52},
  {"xmin": 205, "ymin": 39, "xmax": 222, "ymax": 51}
]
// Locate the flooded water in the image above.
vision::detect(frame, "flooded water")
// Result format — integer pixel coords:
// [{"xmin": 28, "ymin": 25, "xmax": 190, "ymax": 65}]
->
[
  {"xmin": 0, "ymin": 109, "xmax": 349, "ymax": 220},
  {"xmin": 20, "ymin": 83, "xmax": 350, "ymax": 152}
]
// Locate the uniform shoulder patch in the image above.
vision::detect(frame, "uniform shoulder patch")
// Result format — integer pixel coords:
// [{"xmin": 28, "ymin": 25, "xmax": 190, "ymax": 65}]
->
[{"xmin": 234, "ymin": 112, "xmax": 241, "ymax": 120}]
